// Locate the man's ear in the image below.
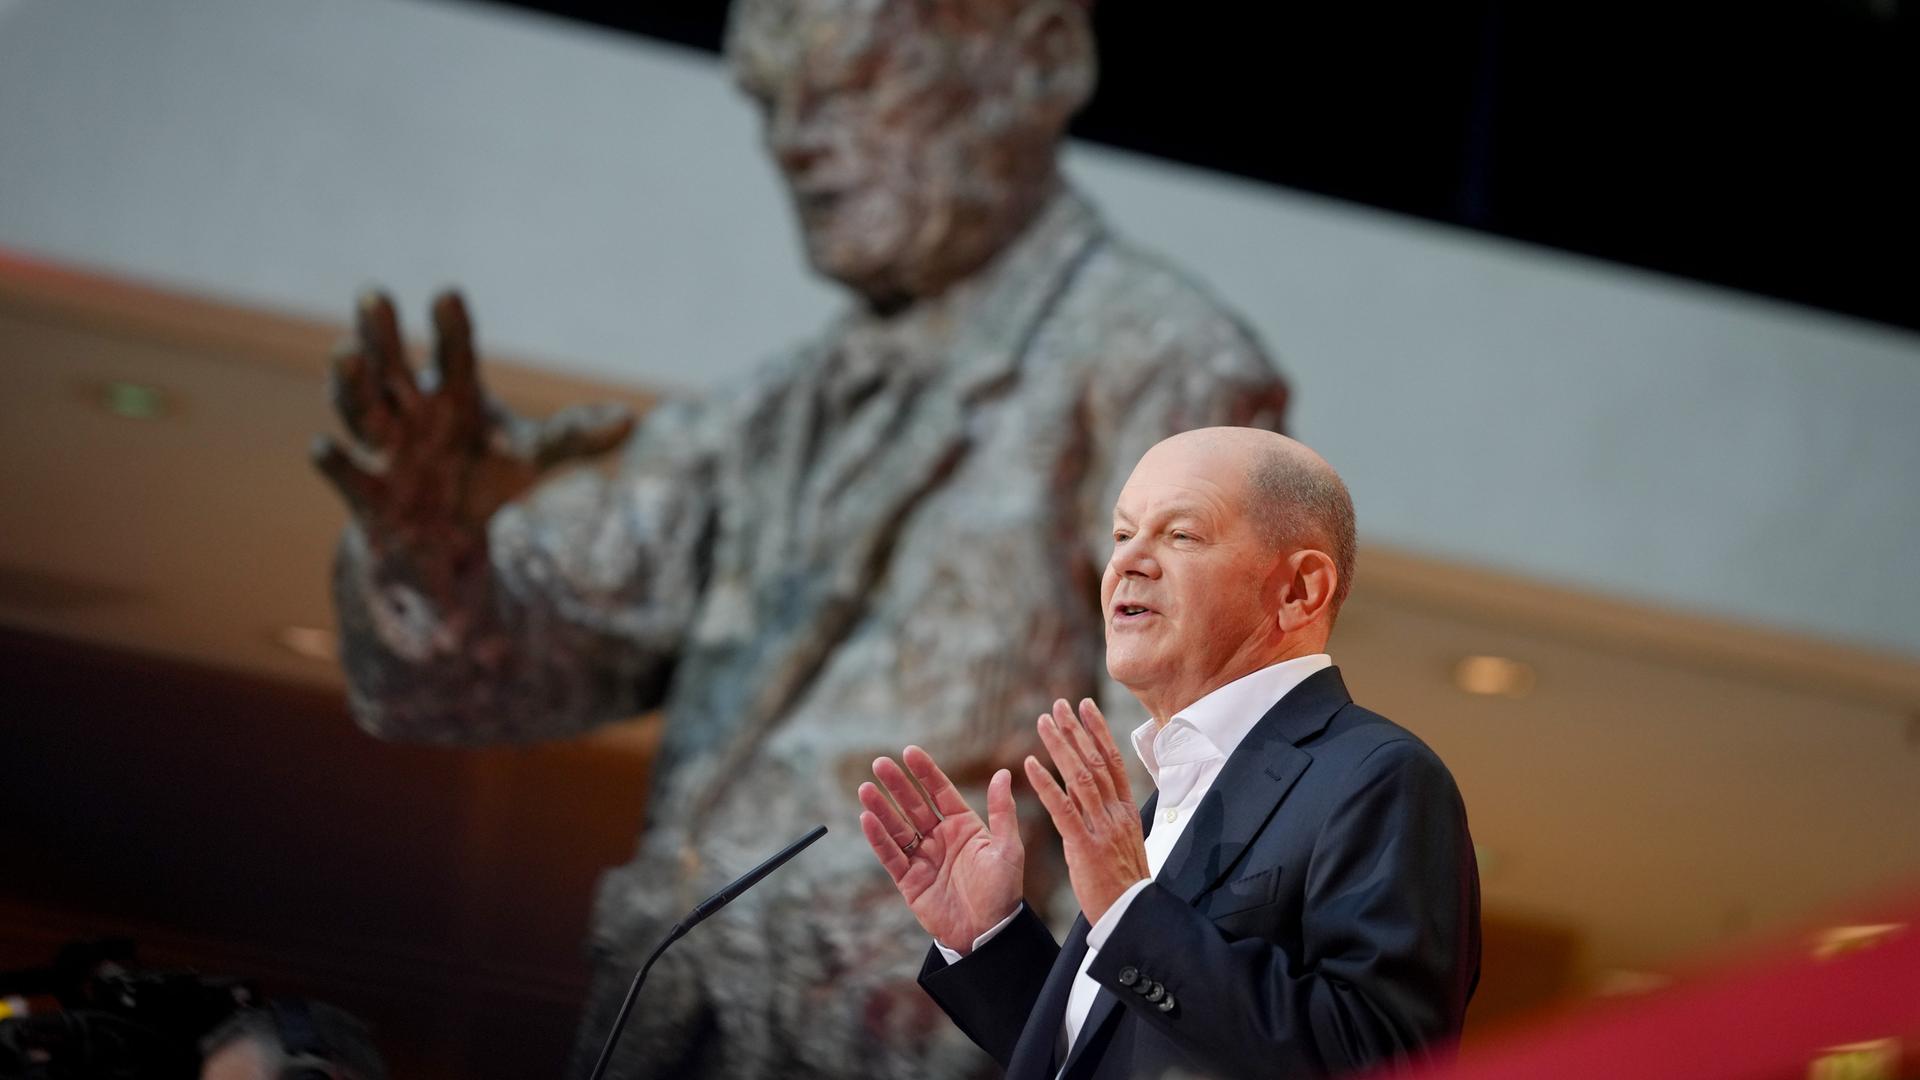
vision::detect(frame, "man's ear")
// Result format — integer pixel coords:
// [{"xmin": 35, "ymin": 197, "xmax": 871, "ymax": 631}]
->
[
  {"xmin": 1009, "ymin": 1, "xmax": 1097, "ymax": 123},
  {"xmin": 1276, "ymin": 547, "xmax": 1339, "ymax": 634}
]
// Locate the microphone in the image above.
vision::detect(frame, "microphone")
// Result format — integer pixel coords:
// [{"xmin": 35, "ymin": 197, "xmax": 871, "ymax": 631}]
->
[{"xmin": 586, "ymin": 825, "xmax": 828, "ymax": 1080}]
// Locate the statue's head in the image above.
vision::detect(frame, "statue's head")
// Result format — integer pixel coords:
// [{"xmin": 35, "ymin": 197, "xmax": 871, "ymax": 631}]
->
[{"xmin": 726, "ymin": 0, "xmax": 1096, "ymax": 310}]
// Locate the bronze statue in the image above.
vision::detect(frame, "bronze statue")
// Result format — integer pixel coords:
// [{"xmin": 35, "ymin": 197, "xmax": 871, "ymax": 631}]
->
[{"xmin": 312, "ymin": 0, "xmax": 1288, "ymax": 1076}]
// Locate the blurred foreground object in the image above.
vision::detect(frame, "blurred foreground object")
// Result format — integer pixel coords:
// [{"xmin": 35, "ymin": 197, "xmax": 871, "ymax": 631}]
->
[
  {"xmin": 1393, "ymin": 889, "xmax": 1920, "ymax": 1080},
  {"xmin": 0, "ymin": 939, "xmax": 255, "ymax": 1080},
  {"xmin": 312, "ymin": 0, "xmax": 1288, "ymax": 1076},
  {"xmin": 198, "ymin": 999, "xmax": 388, "ymax": 1080}
]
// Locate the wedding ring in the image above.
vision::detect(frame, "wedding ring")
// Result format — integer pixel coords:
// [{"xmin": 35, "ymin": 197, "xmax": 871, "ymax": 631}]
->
[{"xmin": 902, "ymin": 832, "xmax": 924, "ymax": 855}]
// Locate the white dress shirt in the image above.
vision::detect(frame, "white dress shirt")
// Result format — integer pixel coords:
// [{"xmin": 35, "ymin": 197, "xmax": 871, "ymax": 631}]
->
[{"xmin": 934, "ymin": 653, "xmax": 1334, "ymax": 1068}]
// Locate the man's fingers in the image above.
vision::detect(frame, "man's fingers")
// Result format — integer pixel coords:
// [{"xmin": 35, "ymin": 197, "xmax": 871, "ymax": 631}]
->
[
  {"xmin": 1079, "ymin": 697, "xmax": 1135, "ymax": 803},
  {"xmin": 902, "ymin": 744, "xmax": 973, "ymax": 820},
  {"xmin": 310, "ymin": 435, "xmax": 386, "ymax": 518},
  {"xmin": 1077, "ymin": 696, "xmax": 1119, "ymax": 756},
  {"xmin": 430, "ymin": 290, "xmax": 482, "ymax": 417},
  {"xmin": 1037, "ymin": 709, "xmax": 1103, "ymax": 820},
  {"xmin": 1053, "ymin": 698, "xmax": 1119, "ymax": 809},
  {"xmin": 858, "ymin": 809, "xmax": 912, "ymax": 882},
  {"xmin": 534, "ymin": 401, "xmax": 636, "ymax": 470},
  {"xmin": 872, "ymin": 756, "xmax": 942, "ymax": 836},
  {"xmin": 1023, "ymin": 754, "xmax": 1082, "ymax": 841},
  {"xmin": 329, "ymin": 344, "xmax": 397, "ymax": 449},
  {"xmin": 857, "ymin": 780, "xmax": 919, "ymax": 849},
  {"xmin": 985, "ymin": 768, "xmax": 1019, "ymax": 849}
]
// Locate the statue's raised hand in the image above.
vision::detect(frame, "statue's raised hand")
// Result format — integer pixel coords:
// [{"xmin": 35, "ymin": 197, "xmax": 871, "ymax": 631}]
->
[
  {"xmin": 311, "ymin": 290, "xmax": 634, "ymax": 577},
  {"xmin": 859, "ymin": 746, "xmax": 1025, "ymax": 955}
]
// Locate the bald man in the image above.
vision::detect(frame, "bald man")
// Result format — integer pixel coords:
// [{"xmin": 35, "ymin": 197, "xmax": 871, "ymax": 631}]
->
[{"xmin": 859, "ymin": 429, "xmax": 1480, "ymax": 1079}]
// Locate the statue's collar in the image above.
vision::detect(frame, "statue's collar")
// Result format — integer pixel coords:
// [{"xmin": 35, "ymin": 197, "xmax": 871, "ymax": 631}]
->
[
  {"xmin": 838, "ymin": 189, "xmax": 1105, "ymax": 344},
  {"xmin": 831, "ymin": 189, "xmax": 1108, "ymax": 400}
]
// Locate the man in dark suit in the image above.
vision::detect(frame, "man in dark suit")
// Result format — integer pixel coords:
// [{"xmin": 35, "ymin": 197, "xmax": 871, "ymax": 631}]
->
[{"xmin": 857, "ymin": 427, "xmax": 1480, "ymax": 1079}]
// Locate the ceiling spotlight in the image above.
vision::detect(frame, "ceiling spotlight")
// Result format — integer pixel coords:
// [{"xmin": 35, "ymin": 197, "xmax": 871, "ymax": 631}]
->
[
  {"xmin": 97, "ymin": 381, "xmax": 171, "ymax": 420},
  {"xmin": 1452, "ymin": 655, "xmax": 1536, "ymax": 699},
  {"xmin": 275, "ymin": 625, "xmax": 337, "ymax": 662}
]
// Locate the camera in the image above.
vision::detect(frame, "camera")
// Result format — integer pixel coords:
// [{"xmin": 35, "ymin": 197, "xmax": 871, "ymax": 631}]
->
[{"xmin": 0, "ymin": 939, "xmax": 258, "ymax": 1080}]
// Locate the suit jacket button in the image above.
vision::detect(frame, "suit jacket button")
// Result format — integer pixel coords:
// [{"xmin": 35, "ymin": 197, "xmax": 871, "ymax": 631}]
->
[
  {"xmin": 1117, "ymin": 966, "xmax": 1139, "ymax": 987},
  {"xmin": 1144, "ymin": 982, "xmax": 1165, "ymax": 1003},
  {"xmin": 1131, "ymin": 977, "xmax": 1152, "ymax": 995},
  {"xmin": 1157, "ymin": 993, "xmax": 1177, "ymax": 1013}
]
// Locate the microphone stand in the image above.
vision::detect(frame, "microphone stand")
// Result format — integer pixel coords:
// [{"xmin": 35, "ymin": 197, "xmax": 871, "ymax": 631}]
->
[{"xmin": 585, "ymin": 825, "xmax": 828, "ymax": 1080}]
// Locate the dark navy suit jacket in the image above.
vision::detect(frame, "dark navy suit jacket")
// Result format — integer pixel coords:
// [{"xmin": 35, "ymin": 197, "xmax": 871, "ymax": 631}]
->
[{"xmin": 918, "ymin": 667, "xmax": 1480, "ymax": 1079}]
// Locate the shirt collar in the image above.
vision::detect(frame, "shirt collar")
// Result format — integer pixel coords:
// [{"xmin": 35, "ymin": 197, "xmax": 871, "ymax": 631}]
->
[{"xmin": 1130, "ymin": 654, "xmax": 1335, "ymax": 788}]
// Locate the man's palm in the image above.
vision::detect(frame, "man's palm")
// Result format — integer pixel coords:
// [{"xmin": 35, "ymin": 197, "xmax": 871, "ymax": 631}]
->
[{"xmin": 858, "ymin": 747, "xmax": 1024, "ymax": 953}]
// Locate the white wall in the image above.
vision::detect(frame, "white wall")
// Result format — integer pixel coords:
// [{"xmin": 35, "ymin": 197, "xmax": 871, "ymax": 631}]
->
[
  {"xmin": 4, "ymin": 0, "xmax": 1917, "ymax": 656},
  {"xmin": 0, "ymin": 0, "xmax": 837, "ymax": 388}
]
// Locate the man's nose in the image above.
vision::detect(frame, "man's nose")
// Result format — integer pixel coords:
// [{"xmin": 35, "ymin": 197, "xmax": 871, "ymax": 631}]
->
[{"xmin": 1110, "ymin": 538, "xmax": 1160, "ymax": 579}]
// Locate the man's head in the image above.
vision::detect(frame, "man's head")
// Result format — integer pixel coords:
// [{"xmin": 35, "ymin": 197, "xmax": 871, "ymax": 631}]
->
[
  {"xmin": 725, "ymin": 0, "xmax": 1095, "ymax": 310},
  {"xmin": 1102, "ymin": 428, "xmax": 1355, "ymax": 723}
]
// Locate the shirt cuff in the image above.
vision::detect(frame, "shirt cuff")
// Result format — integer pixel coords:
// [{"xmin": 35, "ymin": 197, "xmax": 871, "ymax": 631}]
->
[
  {"xmin": 933, "ymin": 905, "xmax": 1022, "ymax": 965},
  {"xmin": 1085, "ymin": 879, "xmax": 1152, "ymax": 952}
]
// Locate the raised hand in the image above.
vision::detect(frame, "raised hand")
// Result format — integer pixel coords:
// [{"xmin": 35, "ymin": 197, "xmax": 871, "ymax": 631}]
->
[
  {"xmin": 858, "ymin": 746, "xmax": 1024, "ymax": 954},
  {"xmin": 310, "ymin": 289, "xmax": 635, "ymax": 576},
  {"xmin": 1024, "ymin": 697, "xmax": 1150, "ymax": 926}
]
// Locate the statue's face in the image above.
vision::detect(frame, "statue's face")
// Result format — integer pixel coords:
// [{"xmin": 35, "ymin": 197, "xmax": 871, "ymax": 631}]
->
[{"xmin": 728, "ymin": 0, "xmax": 1087, "ymax": 307}]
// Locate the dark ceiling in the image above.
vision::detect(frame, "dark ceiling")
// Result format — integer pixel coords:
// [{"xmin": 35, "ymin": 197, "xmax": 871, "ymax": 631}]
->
[{"xmin": 478, "ymin": 0, "xmax": 1917, "ymax": 332}]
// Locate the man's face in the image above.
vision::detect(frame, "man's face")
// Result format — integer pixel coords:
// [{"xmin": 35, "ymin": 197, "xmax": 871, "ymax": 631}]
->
[
  {"xmin": 728, "ymin": 0, "xmax": 1064, "ymax": 304},
  {"xmin": 1101, "ymin": 441, "xmax": 1286, "ymax": 718}
]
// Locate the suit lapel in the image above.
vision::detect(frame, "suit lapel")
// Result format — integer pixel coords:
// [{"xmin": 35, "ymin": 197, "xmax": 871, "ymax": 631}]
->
[
  {"xmin": 1050, "ymin": 793, "xmax": 1163, "ymax": 1075},
  {"xmin": 1155, "ymin": 666, "xmax": 1350, "ymax": 904},
  {"xmin": 1060, "ymin": 978, "xmax": 1123, "ymax": 1079},
  {"xmin": 1050, "ymin": 668, "xmax": 1353, "ymax": 1077}
]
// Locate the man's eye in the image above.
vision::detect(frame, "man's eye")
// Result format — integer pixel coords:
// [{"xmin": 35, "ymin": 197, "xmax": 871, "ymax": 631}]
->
[
  {"xmin": 1112, "ymin": 532, "xmax": 1132, "ymax": 543},
  {"xmin": 1171, "ymin": 531, "xmax": 1192, "ymax": 541}
]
